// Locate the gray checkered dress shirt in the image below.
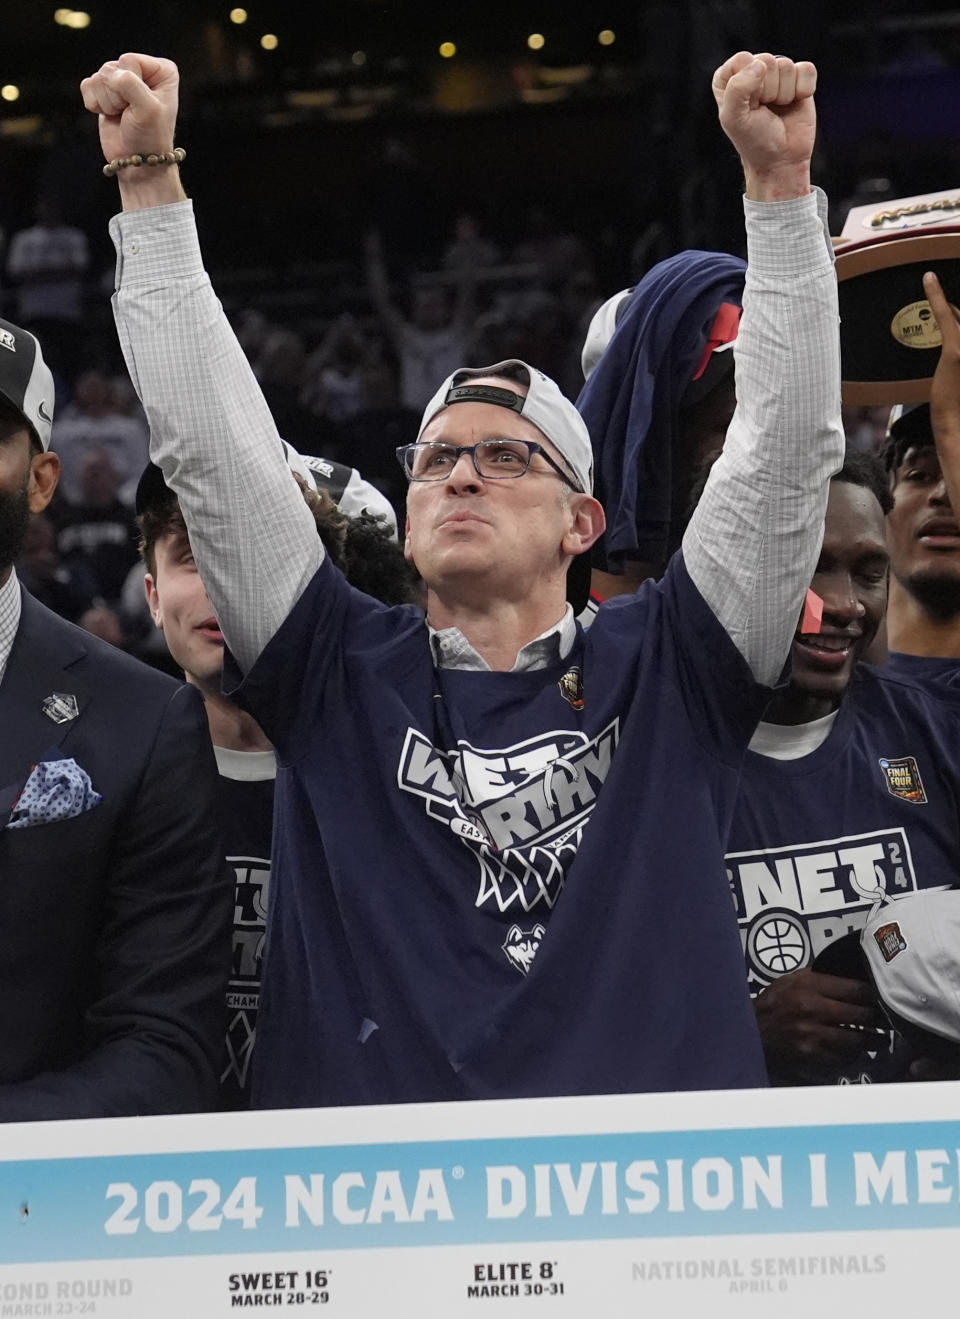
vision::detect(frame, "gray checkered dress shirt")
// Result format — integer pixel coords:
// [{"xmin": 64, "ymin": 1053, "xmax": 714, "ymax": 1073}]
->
[
  {"xmin": 111, "ymin": 188, "xmax": 842, "ymax": 687},
  {"xmin": 0, "ymin": 571, "xmax": 21, "ymax": 688}
]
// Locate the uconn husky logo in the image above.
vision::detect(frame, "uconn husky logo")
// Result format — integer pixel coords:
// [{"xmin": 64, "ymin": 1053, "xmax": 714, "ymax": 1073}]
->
[
  {"xmin": 397, "ymin": 722, "xmax": 619, "ymax": 933},
  {"xmin": 502, "ymin": 924, "xmax": 545, "ymax": 975}
]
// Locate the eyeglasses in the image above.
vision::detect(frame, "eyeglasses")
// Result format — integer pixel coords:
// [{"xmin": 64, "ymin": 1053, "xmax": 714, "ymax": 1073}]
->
[{"xmin": 396, "ymin": 439, "xmax": 581, "ymax": 490}]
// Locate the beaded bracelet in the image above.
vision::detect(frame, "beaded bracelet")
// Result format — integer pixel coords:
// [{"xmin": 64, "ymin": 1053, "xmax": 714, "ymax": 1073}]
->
[{"xmin": 102, "ymin": 147, "xmax": 186, "ymax": 178}]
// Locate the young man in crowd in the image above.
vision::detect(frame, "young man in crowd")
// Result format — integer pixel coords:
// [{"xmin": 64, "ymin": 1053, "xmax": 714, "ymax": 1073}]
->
[
  {"xmin": 883, "ymin": 401, "xmax": 960, "ymax": 680},
  {"xmin": 136, "ymin": 457, "xmax": 416, "ymax": 1107},
  {"xmin": 726, "ymin": 449, "xmax": 960, "ymax": 1084},
  {"xmin": 916, "ymin": 272, "xmax": 960, "ymax": 605},
  {"xmin": 0, "ymin": 316, "xmax": 231, "ymax": 1121},
  {"xmin": 83, "ymin": 49, "xmax": 843, "ymax": 1105},
  {"xmin": 874, "ymin": 272, "xmax": 960, "ymax": 678}
]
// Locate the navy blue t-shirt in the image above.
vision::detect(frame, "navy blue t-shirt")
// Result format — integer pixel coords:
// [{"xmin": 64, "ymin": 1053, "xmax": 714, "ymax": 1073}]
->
[
  {"xmin": 227, "ymin": 551, "xmax": 771, "ymax": 1108},
  {"xmin": 215, "ymin": 769, "xmax": 275, "ymax": 1110},
  {"xmin": 886, "ymin": 651, "xmax": 960, "ymax": 688},
  {"xmin": 727, "ymin": 665, "xmax": 960, "ymax": 1084}
]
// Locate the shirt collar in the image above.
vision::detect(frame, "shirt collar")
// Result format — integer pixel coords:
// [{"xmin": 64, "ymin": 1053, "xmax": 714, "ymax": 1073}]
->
[
  {"xmin": 0, "ymin": 570, "xmax": 22, "ymax": 688},
  {"xmin": 748, "ymin": 708, "xmax": 839, "ymax": 760},
  {"xmin": 428, "ymin": 605, "xmax": 576, "ymax": 673}
]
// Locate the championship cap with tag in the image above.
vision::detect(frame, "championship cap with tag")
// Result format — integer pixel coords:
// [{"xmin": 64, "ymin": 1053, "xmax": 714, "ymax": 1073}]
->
[{"xmin": 859, "ymin": 889, "xmax": 960, "ymax": 1047}]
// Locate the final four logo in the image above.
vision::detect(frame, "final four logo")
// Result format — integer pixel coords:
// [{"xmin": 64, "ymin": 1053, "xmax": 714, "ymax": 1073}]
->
[
  {"xmin": 873, "ymin": 921, "xmax": 907, "ymax": 962},
  {"xmin": 879, "ymin": 756, "xmax": 927, "ymax": 804},
  {"xmin": 559, "ymin": 666, "xmax": 585, "ymax": 710}
]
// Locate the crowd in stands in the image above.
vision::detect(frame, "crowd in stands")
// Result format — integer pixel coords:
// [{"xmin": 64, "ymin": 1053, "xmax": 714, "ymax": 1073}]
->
[{"xmin": 0, "ymin": 194, "xmax": 616, "ymax": 662}]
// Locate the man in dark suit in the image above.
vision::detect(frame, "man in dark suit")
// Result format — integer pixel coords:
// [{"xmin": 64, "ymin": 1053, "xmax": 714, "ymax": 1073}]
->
[{"xmin": 0, "ymin": 315, "xmax": 232, "ymax": 1121}]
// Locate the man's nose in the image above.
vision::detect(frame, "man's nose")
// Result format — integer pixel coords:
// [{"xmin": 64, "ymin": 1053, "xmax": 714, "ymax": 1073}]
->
[
  {"xmin": 930, "ymin": 476, "xmax": 952, "ymax": 506},
  {"xmin": 445, "ymin": 448, "xmax": 482, "ymax": 490},
  {"xmin": 821, "ymin": 577, "xmax": 865, "ymax": 624}
]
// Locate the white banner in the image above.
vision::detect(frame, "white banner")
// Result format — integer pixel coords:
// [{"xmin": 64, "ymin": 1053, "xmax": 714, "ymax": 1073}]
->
[{"xmin": 0, "ymin": 1082, "xmax": 958, "ymax": 1316}]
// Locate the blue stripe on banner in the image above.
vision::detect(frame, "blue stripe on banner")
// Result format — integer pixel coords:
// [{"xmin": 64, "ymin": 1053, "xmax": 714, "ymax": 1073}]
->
[{"xmin": 3, "ymin": 1120, "xmax": 960, "ymax": 1263}]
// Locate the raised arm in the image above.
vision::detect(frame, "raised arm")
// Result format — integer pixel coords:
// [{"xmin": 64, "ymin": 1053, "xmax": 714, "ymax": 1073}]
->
[
  {"xmin": 81, "ymin": 53, "xmax": 321, "ymax": 674},
  {"xmin": 364, "ymin": 229, "xmax": 407, "ymax": 347},
  {"xmin": 922, "ymin": 271, "xmax": 960, "ymax": 505},
  {"xmin": 683, "ymin": 52, "xmax": 844, "ymax": 686}
]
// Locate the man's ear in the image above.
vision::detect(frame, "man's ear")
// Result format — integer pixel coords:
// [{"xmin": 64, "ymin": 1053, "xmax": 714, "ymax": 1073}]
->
[
  {"xmin": 28, "ymin": 450, "xmax": 59, "ymax": 513},
  {"xmin": 403, "ymin": 511, "xmax": 414, "ymax": 563},
  {"xmin": 144, "ymin": 572, "xmax": 163, "ymax": 629},
  {"xmin": 561, "ymin": 494, "xmax": 606, "ymax": 558}
]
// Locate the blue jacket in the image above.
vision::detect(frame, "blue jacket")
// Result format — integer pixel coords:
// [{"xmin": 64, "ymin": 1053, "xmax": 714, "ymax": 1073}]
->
[{"xmin": 577, "ymin": 250, "xmax": 746, "ymax": 574}]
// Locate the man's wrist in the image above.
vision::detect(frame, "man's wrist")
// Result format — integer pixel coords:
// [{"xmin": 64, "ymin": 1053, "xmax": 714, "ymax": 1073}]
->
[
  {"xmin": 743, "ymin": 163, "xmax": 812, "ymax": 203},
  {"xmin": 117, "ymin": 169, "xmax": 187, "ymax": 211}
]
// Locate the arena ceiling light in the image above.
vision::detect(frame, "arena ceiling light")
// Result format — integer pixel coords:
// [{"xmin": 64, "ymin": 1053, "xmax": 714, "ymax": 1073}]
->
[{"xmin": 53, "ymin": 9, "xmax": 91, "ymax": 28}]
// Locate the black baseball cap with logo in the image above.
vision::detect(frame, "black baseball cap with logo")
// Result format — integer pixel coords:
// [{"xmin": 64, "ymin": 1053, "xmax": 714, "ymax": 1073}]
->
[{"xmin": 0, "ymin": 316, "xmax": 54, "ymax": 450}]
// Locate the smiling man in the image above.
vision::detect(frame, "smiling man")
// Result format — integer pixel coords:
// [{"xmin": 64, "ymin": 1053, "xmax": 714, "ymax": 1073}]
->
[
  {"xmin": 84, "ymin": 49, "xmax": 843, "ymax": 1105},
  {"xmin": 780, "ymin": 469, "xmax": 889, "ymax": 716},
  {"xmin": 726, "ymin": 451, "xmax": 960, "ymax": 1085}
]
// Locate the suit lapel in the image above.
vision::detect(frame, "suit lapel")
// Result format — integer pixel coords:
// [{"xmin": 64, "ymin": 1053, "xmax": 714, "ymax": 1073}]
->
[{"xmin": 0, "ymin": 590, "xmax": 91, "ymax": 818}]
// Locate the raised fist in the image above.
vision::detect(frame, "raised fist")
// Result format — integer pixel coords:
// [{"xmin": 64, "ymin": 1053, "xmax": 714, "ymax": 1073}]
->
[
  {"xmin": 80, "ymin": 53, "xmax": 180, "ymax": 166},
  {"xmin": 712, "ymin": 52, "xmax": 817, "ymax": 200}
]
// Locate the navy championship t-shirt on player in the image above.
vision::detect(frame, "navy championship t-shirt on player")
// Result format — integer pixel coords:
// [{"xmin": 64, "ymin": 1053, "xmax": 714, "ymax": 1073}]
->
[
  {"xmin": 885, "ymin": 652, "xmax": 960, "ymax": 688},
  {"xmin": 727, "ymin": 665, "xmax": 960, "ymax": 1085},
  {"xmin": 226, "ymin": 551, "xmax": 771, "ymax": 1108}
]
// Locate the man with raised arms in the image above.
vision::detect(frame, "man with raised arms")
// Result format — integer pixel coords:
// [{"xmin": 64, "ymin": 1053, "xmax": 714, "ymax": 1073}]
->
[{"xmin": 82, "ymin": 51, "xmax": 843, "ymax": 1105}]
